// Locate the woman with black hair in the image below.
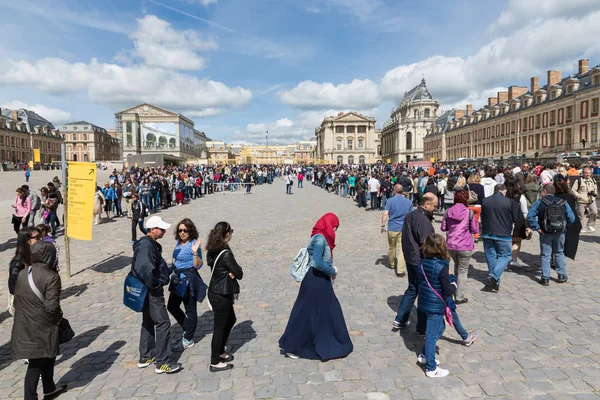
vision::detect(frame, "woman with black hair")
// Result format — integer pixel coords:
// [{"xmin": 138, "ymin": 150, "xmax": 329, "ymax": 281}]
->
[
  {"xmin": 205, "ymin": 221, "xmax": 243, "ymax": 372},
  {"xmin": 9, "ymin": 228, "xmax": 39, "ymax": 298},
  {"xmin": 12, "ymin": 188, "xmax": 31, "ymax": 235},
  {"xmin": 167, "ymin": 218, "xmax": 204, "ymax": 350}
]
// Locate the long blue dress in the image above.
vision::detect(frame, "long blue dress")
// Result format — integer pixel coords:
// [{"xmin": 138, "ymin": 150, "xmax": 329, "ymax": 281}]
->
[{"xmin": 279, "ymin": 235, "xmax": 353, "ymax": 361}]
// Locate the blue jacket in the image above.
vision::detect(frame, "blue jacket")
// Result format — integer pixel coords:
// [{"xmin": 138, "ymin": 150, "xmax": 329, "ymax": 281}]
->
[
  {"xmin": 417, "ymin": 257, "xmax": 451, "ymax": 315},
  {"xmin": 526, "ymin": 195, "xmax": 575, "ymax": 232},
  {"xmin": 102, "ymin": 187, "xmax": 116, "ymax": 200},
  {"xmin": 307, "ymin": 234, "xmax": 335, "ymax": 276}
]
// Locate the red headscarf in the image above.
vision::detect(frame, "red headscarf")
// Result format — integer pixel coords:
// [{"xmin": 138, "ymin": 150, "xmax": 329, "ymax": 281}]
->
[{"xmin": 311, "ymin": 213, "xmax": 339, "ymax": 254}]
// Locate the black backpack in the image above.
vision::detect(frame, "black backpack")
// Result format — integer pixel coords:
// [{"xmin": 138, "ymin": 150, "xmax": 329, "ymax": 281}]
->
[{"xmin": 540, "ymin": 198, "xmax": 567, "ymax": 233}]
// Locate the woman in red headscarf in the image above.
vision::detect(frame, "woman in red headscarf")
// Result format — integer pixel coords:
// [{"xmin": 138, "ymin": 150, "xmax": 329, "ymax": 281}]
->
[{"xmin": 278, "ymin": 213, "xmax": 353, "ymax": 361}]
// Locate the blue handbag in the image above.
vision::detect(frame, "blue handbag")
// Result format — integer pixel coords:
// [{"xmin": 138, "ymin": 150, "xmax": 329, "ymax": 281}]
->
[{"xmin": 123, "ymin": 274, "xmax": 148, "ymax": 312}]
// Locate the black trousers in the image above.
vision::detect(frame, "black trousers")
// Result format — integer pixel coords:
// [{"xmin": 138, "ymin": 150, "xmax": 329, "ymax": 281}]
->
[
  {"xmin": 131, "ymin": 219, "xmax": 147, "ymax": 241},
  {"xmin": 139, "ymin": 292, "xmax": 171, "ymax": 365},
  {"xmin": 167, "ymin": 287, "xmax": 198, "ymax": 341},
  {"xmin": 370, "ymin": 192, "xmax": 379, "ymax": 209},
  {"xmin": 208, "ymin": 292, "xmax": 236, "ymax": 365},
  {"xmin": 24, "ymin": 357, "xmax": 56, "ymax": 400},
  {"xmin": 12, "ymin": 215, "xmax": 29, "ymax": 235}
]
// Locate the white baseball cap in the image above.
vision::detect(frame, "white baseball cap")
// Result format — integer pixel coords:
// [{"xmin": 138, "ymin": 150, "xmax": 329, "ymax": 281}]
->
[{"xmin": 145, "ymin": 216, "xmax": 171, "ymax": 230}]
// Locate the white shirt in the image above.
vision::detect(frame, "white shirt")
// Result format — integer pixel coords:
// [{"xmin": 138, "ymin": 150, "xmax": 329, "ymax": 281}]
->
[{"xmin": 368, "ymin": 178, "xmax": 380, "ymax": 192}]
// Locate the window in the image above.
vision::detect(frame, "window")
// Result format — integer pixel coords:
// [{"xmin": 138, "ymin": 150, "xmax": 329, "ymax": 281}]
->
[
  {"xmin": 550, "ymin": 131, "xmax": 555, "ymax": 147},
  {"xmin": 11, "ymin": 137, "xmax": 15, "ymax": 146},
  {"xmin": 550, "ymin": 110, "xmax": 556, "ymax": 124},
  {"xmin": 359, "ymin": 155, "xmax": 365, "ymax": 164},
  {"xmin": 0, "ymin": 136, "xmax": 3, "ymax": 145},
  {"xmin": 511, "ymin": 121, "xmax": 516, "ymax": 133},
  {"xmin": 566, "ymin": 106, "xmax": 573, "ymax": 120},
  {"xmin": 406, "ymin": 131, "xmax": 412, "ymax": 150},
  {"xmin": 73, "ymin": 126, "xmax": 78, "ymax": 130},
  {"xmin": 424, "ymin": 109, "xmax": 430, "ymax": 118},
  {"xmin": 566, "ymin": 85, "xmax": 573, "ymax": 95},
  {"xmin": 335, "ymin": 126, "xmax": 344, "ymax": 133},
  {"xmin": 83, "ymin": 134, "xmax": 87, "ymax": 141},
  {"xmin": 21, "ymin": 139, "xmax": 25, "ymax": 147},
  {"xmin": 592, "ymin": 123, "xmax": 598, "ymax": 143},
  {"xmin": 535, "ymin": 114, "xmax": 541, "ymax": 128},
  {"xmin": 347, "ymin": 139, "xmax": 353, "ymax": 150},
  {"xmin": 358, "ymin": 139, "xmax": 364, "ymax": 149},
  {"xmin": 336, "ymin": 140, "xmax": 342, "ymax": 151},
  {"xmin": 84, "ymin": 126, "xmax": 88, "ymax": 130},
  {"xmin": 522, "ymin": 118, "xmax": 528, "ymax": 131},
  {"xmin": 337, "ymin": 155, "xmax": 343, "ymax": 164},
  {"xmin": 348, "ymin": 155, "xmax": 354, "ymax": 164},
  {"xmin": 357, "ymin": 125, "xmax": 366, "ymax": 133},
  {"xmin": 414, "ymin": 110, "xmax": 418, "ymax": 118},
  {"xmin": 536, "ymin": 95, "xmax": 542, "ymax": 103},
  {"xmin": 566, "ymin": 128, "xmax": 572, "ymax": 145},
  {"xmin": 550, "ymin": 91, "xmax": 556, "ymax": 100},
  {"xmin": 594, "ymin": 76, "xmax": 600, "ymax": 85},
  {"xmin": 346, "ymin": 126, "xmax": 355, "ymax": 134},
  {"xmin": 593, "ymin": 98, "xmax": 599, "ymax": 114},
  {"xmin": 501, "ymin": 124, "xmax": 505, "ymax": 135}
]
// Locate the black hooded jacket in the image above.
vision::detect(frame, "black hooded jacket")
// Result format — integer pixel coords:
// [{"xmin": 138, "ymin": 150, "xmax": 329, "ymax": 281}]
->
[{"xmin": 131, "ymin": 236, "xmax": 170, "ymax": 294}]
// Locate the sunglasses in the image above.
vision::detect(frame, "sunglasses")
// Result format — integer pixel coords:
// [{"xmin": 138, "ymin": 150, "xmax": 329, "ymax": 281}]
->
[
  {"xmin": 178, "ymin": 229, "xmax": 189, "ymax": 233},
  {"xmin": 29, "ymin": 235, "xmax": 40, "ymax": 240}
]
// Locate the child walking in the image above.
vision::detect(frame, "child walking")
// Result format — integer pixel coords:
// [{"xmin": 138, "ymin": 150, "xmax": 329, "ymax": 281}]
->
[{"xmin": 416, "ymin": 233, "xmax": 458, "ymax": 378}]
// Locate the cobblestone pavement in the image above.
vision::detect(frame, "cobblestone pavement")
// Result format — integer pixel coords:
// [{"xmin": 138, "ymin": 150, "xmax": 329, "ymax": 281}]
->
[{"xmin": 1, "ymin": 171, "xmax": 600, "ymax": 399}]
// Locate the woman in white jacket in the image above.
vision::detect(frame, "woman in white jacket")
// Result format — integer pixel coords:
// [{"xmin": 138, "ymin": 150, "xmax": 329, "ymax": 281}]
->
[{"xmin": 480, "ymin": 167, "xmax": 497, "ymax": 198}]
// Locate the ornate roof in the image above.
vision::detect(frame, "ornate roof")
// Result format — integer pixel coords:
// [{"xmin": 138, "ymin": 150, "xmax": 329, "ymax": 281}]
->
[{"xmin": 402, "ymin": 78, "xmax": 434, "ymax": 104}]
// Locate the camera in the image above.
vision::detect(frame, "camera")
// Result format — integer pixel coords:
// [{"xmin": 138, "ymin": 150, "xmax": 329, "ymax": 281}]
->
[{"xmin": 588, "ymin": 191, "xmax": 597, "ymax": 198}]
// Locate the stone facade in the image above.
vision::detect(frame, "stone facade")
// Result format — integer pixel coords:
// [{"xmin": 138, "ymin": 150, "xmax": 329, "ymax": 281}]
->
[
  {"xmin": 115, "ymin": 103, "xmax": 207, "ymax": 160},
  {"xmin": 424, "ymin": 59, "xmax": 600, "ymax": 162},
  {"xmin": 381, "ymin": 79, "xmax": 439, "ymax": 163},
  {"xmin": 0, "ymin": 108, "xmax": 63, "ymax": 164},
  {"xmin": 315, "ymin": 111, "xmax": 377, "ymax": 164},
  {"xmin": 59, "ymin": 121, "xmax": 121, "ymax": 162}
]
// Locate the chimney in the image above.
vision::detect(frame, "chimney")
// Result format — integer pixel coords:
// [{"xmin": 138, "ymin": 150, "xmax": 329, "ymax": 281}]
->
[
  {"xmin": 508, "ymin": 86, "xmax": 528, "ymax": 100},
  {"xmin": 466, "ymin": 104, "xmax": 473, "ymax": 115},
  {"xmin": 488, "ymin": 97, "xmax": 498, "ymax": 107},
  {"xmin": 579, "ymin": 59, "xmax": 589, "ymax": 75},
  {"xmin": 531, "ymin": 77, "xmax": 539, "ymax": 92},
  {"xmin": 11, "ymin": 110, "xmax": 18, "ymax": 121},
  {"xmin": 497, "ymin": 91, "xmax": 508, "ymax": 104},
  {"xmin": 547, "ymin": 70, "xmax": 562, "ymax": 87},
  {"xmin": 338, "ymin": 112, "xmax": 344, "ymax": 116},
  {"xmin": 454, "ymin": 110, "xmax": 465, "ymax": 119}
]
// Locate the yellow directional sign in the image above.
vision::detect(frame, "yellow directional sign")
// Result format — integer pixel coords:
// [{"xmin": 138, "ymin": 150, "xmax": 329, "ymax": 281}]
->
[
  {"xmin": 67, "ymin": 162, "xmax": 96, "ymax": 241},
  {"xmin": 33, "ymin": 149, "xmax": 40, "ymax": 162}
]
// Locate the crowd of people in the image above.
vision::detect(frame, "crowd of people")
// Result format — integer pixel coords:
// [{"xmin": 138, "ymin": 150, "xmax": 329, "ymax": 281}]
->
[{"xmin": 6, "ymin": 159, "xmax": 599, "ymax": 398}]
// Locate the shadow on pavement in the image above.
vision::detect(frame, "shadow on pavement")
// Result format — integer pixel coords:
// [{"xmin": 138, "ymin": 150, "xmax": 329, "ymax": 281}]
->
[
  {"xmin": 57, "ymin": 325, "xmax": 110, "ymax": 366},
  {"xmin": 228, "ymin": 320, "xmax": 257, "ymax": 354},
  {"xmin": 374, "ymin": 255, "xmax": 388, "ymax": 269},
  {"xmin": 0, "ymin": 310, "xmax": 10, "ymax": 325},
  {"xmin": 60, "ymin": 283, "xmax": 90, "ymax": 301},
  {"xmin": 72, "ymin": 253, "xmax": 132, "ymax": 276},
  {"xmin": 0, "ymin": 238, "xmax": 17, "ymax": 253},
  {"xmin": 57, "ymin": 340, "xmax": 125, "ymax": 389}
]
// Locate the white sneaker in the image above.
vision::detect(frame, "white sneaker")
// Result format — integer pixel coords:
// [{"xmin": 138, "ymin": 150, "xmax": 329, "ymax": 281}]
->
[
  {"xmin": 417, "ymin": 354, "xmax": 440, "ymax": 366},
  {"xmin": 510, "ymin": 259, "xmax": 525, "ymax": 267},
  {"xmin": 587, "ymin": 226, "xmax": 596, "ymax": 232},
  {"xmin": 285, "ymin": 353, "xmax": 299, "ymax": 359},
  {"xmin": 581, "ymin": 229, "xmax": 588, "ymax": 234},
  {"xmin": 426, "ymin": 367, "xmax": 449, "ymax": 378}
]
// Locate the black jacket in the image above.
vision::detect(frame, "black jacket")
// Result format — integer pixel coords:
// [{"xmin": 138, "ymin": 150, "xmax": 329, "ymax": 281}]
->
[
  {"xmin": 206, "ymin": 247, "xmax": 243, "ymax": 295},
  {"xmin": 9, "ymin": 258, "xmax": 25, "ymax": 295},
  {"xmin": 401, "ymin": 206, "xmax": 435, "ymax": 266},
  {"xmin": 131, "ymin": 199, "xmax": 148, "ymax": 221},
  {"xmin": 131, "ymin": 236, "xmax": 170, "ymax": 294},
  {"xmin": 398, "ymin": 177, "xmax": 413, "ymax": 192},
  {"xmin": 481, "ymin": 193, "xmax": 519, "ymax": 237}
]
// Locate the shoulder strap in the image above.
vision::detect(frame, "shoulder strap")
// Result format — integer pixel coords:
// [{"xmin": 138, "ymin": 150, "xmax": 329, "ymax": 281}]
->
[
  {"xmin": 540, "ymin": 197, "xmax": 551, "ymax": 206},
  {"xmin": 209, "ymin": 249, "xmax": 228, "ymax": 288},
  {"xmin": 27, "ymin": 266, "xmax": 45, "ymax": 304},
  {"xmin": 419, "ymin": 263, "xmax": 447, "ymax": 306}
]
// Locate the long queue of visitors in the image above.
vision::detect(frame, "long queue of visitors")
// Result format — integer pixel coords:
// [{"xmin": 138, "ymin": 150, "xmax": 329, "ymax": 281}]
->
[{"xmin": 6, "ymin": 159, "xmax": 599, "ymax": 398}]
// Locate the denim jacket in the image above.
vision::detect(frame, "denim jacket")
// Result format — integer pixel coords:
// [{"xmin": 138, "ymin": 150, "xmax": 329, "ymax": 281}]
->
[{"xmin": 307, "ymin": 234, "xmax": 335, "ymax": 276}]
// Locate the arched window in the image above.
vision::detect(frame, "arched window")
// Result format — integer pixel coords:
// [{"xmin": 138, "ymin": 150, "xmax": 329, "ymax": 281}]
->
[
  {"xmin": 406, "ymin": 132, "xmax": 412, "ymax": 150},
  {"xmin": 348, "ymin": 155, "xmax": 355, "ymax": 165},
  {"xmin": 359, "ymin": 155, "xmax": 365, "ymax": 164},
  {"xmin": 424, "ymin": 108, "xmax": 430, "ymax": 118},
  {"xmin": 337, "ymin": 155, "xmax": 343, "ymax": 164}
]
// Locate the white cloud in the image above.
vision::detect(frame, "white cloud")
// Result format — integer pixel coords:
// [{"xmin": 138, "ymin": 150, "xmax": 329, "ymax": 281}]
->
[
  {"xmin": 130, "ymin": 15, "xmax": 217, "ymax": 71},
  {"xmin": 233, "ymin": 116, "xmax": 315, "ymax": 145},
  {"xmin": 1, "ymin": 101, "xmax": 72, "ymax": 124},
  {"xmin": 278, "ymin": 79, "xmax": 380, "ymax": 110},
  {"xmin": 489, "ymin": 0, "xmax": 600, "ymax": 31},
  {"xmin": 185, "ymin": 108, "xmax": 224, "ymax": 117},
  {"xmin": 176, "ymin": 0, "xmax": 218, "ymax": 6},
  {"xmin": 0, "ymin": 58, "xmax": 252, "ymax": 112}
]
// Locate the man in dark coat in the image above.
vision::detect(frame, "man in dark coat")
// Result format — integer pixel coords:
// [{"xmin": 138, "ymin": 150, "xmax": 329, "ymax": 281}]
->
[
  {"xmin": 393, "ymin": 193, "xmax": 437, "ymax": 334},
  {"xmin": 11, "ymin": 240, "xmax": 67, "ymax": 400}
]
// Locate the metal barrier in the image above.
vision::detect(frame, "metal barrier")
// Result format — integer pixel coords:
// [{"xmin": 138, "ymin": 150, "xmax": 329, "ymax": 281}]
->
[{"xmin": 212, "ymin": 182, "xmax": 255, "ymax": 195}]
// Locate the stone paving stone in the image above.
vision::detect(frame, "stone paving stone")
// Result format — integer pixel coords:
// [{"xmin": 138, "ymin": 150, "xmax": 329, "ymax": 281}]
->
[{"xmin": 1, "ymin": 171, "xmax": 600, "ymax": 398}]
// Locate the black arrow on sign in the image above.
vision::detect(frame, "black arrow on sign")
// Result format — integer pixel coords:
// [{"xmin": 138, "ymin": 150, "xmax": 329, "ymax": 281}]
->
[{"xmin": 89, "ymin": 169, "xmax": 94, "ymax": 175}]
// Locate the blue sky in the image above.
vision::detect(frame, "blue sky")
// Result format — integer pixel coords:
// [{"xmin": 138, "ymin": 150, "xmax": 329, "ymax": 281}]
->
[{"xmin": 1, "ymin": 0, "xmax": 600, "ymax": 145}]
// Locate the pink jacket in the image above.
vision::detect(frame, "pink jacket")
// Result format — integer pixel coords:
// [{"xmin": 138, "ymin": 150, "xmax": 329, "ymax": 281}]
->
[
  {"xmin": 14, "ymin": 196, "xmax": 31, "ymax": 217},
  {"xmin": 441, "ymin": 203, "xmax": 478, "ymax": 251}
]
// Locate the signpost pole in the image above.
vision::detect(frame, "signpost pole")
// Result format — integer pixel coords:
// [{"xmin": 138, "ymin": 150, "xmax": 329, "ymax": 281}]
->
[{"xmin": 61, "ymin": 144, "xmax": 71, "ymax": 278}]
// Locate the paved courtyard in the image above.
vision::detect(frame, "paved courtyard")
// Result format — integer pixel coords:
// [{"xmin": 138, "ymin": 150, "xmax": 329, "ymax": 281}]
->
[{"xmin": 1, "ymin": 170, "xmax": 600, "ymax": 399}]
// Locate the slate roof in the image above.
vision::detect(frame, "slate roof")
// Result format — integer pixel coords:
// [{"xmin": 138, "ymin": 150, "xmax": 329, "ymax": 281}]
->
[
  {"xmin": 434, "ymin": 109, "xmax": 455, "ymax": 134},
  {"xmin": 402, "ymin": 78, "xmax": 434, "ymax": 104},
  {"xmin": 0, "ymin": 108, "xmax": 55, "ymax": 132}
]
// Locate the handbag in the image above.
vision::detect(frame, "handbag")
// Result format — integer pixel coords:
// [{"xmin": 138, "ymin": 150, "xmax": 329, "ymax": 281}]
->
[
  {"xmin": 168, "ymin": 271, "xmax": 189, "ymax": 298},
  {"xmin": 206, "ymin": 249, "xmax": 228, "ymax": 311},
  {"xmin": 419, "ymin": 263, "xmax": 453, "ymax": 327},
  {"xmin": 123, "ymin": 273, "xmax": 148, "ymax": 312},
  {"xmin": 27, "ymin": 267, "xmax": 75, "ymax": 343},
  {"xmin": 290, "ymin": 237, "xmax": 312, "ymax": 282},
  {"xmin": 466, "ymin": 184, "xmax": 478, "ymax": 205}
]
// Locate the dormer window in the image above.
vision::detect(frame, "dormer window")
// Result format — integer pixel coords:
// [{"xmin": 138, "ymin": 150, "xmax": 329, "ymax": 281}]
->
[
  {"xmin": 536, "ymin": 95, "xmax": 542, "ymax": 103},
  {"xmin": 594, "ymin": 75, "xmax": 600, "ymax": 85},
  {"xmin": 550, "ymin": 91, "xmax": 556, "ymax": 100},
  {"xmin": 566, "ymin": 85, "xmax": 574, "ymax": 94}
]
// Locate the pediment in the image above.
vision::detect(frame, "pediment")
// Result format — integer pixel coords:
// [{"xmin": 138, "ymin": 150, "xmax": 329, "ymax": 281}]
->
[
  {"xmin": 335, "ymin": 112, "xmax": 371, "ymax": 122},
  {"xmin": 116, "ymin": 103, "xmax": 179, "ymax": 118}
]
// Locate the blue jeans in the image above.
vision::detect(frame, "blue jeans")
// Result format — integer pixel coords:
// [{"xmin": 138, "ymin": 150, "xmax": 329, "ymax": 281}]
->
[
  {"xmin": 422, "ymin": 313, "xmax": 445, "ymax": 372},
  {"xmin": 298, "ymin": 180, "xmax": 303, "ymax": 188},
  {"xmin": 286, "ymin": 184, "xmax": 292, "ymax": 194},
  {"xmin": 483, "ymin": 238, "xmax": 512, "ymax": 284},
  {"xmin": 154, "ymin": 192, "xmax": 161, "ymax": 210},
  {"xmin": 395, "ymin": 263, "xmax": 427, "ymax": 333},
  {"xmin": 451, "ymin": 309, "xmax": 468, "ymax": 340},
  {"xmin": 47, "ymin": 211, "xmax": 57, "ymax": 235},
  {"xmin": 342, "ymin": 183, "xmax": 348, "ymax": 198},
  {"xmin": 540, "ymin": 232, "xmax": 566, "ymax": 278}
]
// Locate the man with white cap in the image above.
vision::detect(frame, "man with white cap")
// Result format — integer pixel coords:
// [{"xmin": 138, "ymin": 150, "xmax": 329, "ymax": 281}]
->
[{"xmin": 132, "ymin": 216, "xmax": 183, "ymax": 374}]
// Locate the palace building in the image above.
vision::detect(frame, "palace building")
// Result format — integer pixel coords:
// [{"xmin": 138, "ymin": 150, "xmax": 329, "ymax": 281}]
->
[
  {"xmin": 424, "ymin": 59, "xmax": 600, "ymax": 162},
  {"xmin": 315, "ymin": 111, "xmax": 378, "ymax": 164},
  {"xmin": 381, "ymin": 79, "xmax": 439, "ymax": 163},
  {"xmin": 59, "ymin": 121, "xmax": 121, "ymax": 162}
]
